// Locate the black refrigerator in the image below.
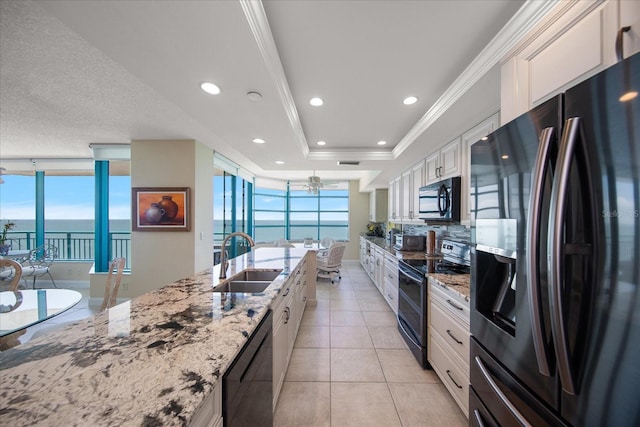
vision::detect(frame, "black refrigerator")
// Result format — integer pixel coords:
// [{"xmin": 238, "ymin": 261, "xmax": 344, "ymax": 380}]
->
[{"xmin": 469, "ymin": 52, "xmax": 640, "ymax": 427}]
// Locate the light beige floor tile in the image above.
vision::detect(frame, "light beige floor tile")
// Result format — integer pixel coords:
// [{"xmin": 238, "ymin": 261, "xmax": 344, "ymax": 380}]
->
[
  {"xmin": 329, "ymin": 299, "xmax": 361, "ymax": 311},
  {"xmin": 368, "ymin": 326, "xmax": 408, "ymax": 349},
  {"xmin": 359, "ymin": 299, "xmax": 392, "ymax": 312},
  {"xmin": 330, "ymin": 326, "xmax": 374, "ymax": 348},
  {"xmin": 312, "ymin": 298, "xmax": 330, "ymax": 311},
  {"xmin": 356, "ymin": 290, "xmax": 387, "ymax": 302},
  {"xmin": 331, "ymin": 382, "xmax": 402, "ymax": 427},
  {"xmin": 294, "ymin": 326, "xmax": 330, "ymax": 348},
  {"xmin": 377, "ymin": 349, "xmax": 441, "ymax": 383},
  {"xmin": 301, "ymin": 308, "xmax": 331, "ymax": 326},
  {"xmin": 362, "ymin": 310, "xmax": 398, "ymax": 327},
  {"xmin": 285, "ymin": 348, "xmax": 330, "ymax": 382},
  {"xmin": 274, "ymin": 382, "xmax": 331, "ymax": 427},
  {"xmin": 330, "ymin": 311, "xmax": 366, "ymax": 327},
  {"xmin": 331, "ymin": 348, "xmax": 385, "ymax": 382},
  {"xmin": 352, "ymin": 281, "xmax": 377, "ymax": 291},
  {"xmin": 315, "ymin": 285, "xmax": 331, "ymax": 299},
  {"xmin": 388, "ymin": 383, "xmax": 467, "ymax": 427},
  {"xmin": 329, "ymin": 288, "xmax": 357, "ymax": 300}
]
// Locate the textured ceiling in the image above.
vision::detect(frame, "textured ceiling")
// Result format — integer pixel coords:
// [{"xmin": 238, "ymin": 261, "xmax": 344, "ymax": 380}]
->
[{"xmin": 0, "ymin": 0, "xmax": 529, "ymax": 189}]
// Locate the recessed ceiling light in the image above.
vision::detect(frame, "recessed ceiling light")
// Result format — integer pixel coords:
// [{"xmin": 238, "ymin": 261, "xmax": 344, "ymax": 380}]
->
[
  {"xmin": 481, "ymin": 136, "xmax": 489, "ymax": 141},
  {"xmin": 247, "ymin": 91, "xmax": 262, "ymax": 102},
  {"xmin": 309, "ymin": 97, "xmax": 324, "ymax": 106},
  {"xmin": 501, "ymin": 154, "xmax": 509, "ymax": 159},
  {"xmin": 317, "ymin": 141, "xmax": 326, "ymax": 146},
  {"xmin": 200, "ymin": 82, "xmax": 221, "ymax": 95},
  {"xmin": 275, "ymin": 160, "xmax": 285, "ymax": 164},
  {"xmin": 403, "ymin": 96, "xmax": 418, "ymax": 105},
  {"xmin": 252, "ymin": 138, "xmax": 266, "ymax": 144},
  {"xmin": 377, "ymin": 140, "xmax": 387, "ymax": 145}
]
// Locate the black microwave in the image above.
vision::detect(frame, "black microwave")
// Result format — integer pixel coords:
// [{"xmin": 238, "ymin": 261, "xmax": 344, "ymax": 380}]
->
[{"xmin": 418, "ymin": 176, "xmax": 461, "ymax": 222}]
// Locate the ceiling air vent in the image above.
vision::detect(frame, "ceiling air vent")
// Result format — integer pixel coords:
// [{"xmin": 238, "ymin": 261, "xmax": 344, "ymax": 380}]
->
[{"xmin": 336, "ymin": 161, "xmax": 360, "ymax": 166}]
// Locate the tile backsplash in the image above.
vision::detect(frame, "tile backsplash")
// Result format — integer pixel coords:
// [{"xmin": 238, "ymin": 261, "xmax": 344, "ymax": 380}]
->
[{"xmin": 401, "ymin": 224, "xmax": 470, "ymax": 249}]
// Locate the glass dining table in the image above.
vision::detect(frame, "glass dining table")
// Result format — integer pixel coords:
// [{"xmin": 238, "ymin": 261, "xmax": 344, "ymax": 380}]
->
[{"xmin": 0, "ymin": 289, "xmax": 82, "ymax": 337}]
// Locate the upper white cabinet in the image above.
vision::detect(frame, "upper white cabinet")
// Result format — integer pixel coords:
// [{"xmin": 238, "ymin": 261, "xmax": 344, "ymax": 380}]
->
[
  {"xmin": 388, "ymin": 176, "xmax": 401, "ymax": 223},
  {"xmin": 369, "ymin": 188, "xmax": 388, "ymax": 223},
  {"xmin": 621, "ymin": 0, "xmax": 640, "ymax": 59},
  {"xmin": 400, "ymin": 160, "xmax": 426, "ymax": 223},
  {"xmin": 425, "ymin": 137, "xmax": 461, "ymax": 185},
  {"xmin": 501, "ymin": 0, "xmax": 628, "ymax": 123},
  {"xmin": 461, "ymin": 113, "xmax": 500, "ymax": 224}
]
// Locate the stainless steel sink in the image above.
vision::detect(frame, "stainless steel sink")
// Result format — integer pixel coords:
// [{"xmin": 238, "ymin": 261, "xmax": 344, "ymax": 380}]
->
[
  {"xmin": 229, "ymin": 269, "xmax": 283, "ymax": 282},
  {"xmin": 213, "ymin": 281, "xmax": 272, "ymax": 293},
  {"xmin": 213, "ymin": 269, "xmax": 283, "ymax": 293}
]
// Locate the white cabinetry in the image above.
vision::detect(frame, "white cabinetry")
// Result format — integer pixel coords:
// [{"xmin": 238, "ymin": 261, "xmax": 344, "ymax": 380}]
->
[
  {"xmin": 400, "ymin": 160, "xmax": 425, "ymax": 223},
  {"xmin": 501, "ymin": 0, "xmax": 624, "ymax": 123},
  {"xmin": 388, "ymin": 177, "xmax": 401, "ymax": 222},
  {"xmin": 272, "ymin": 254, "xmax": 309, "ymax": 410},
  {"xmin": 428, "ymin": 279, "xmax": 470, "ymax": 417},
  {"xmin": 621, "ymin": 0, "xmax": 640, "ymax": 59},
  {"xmin": 461, "ymin": 113, "xmax": 500, "ymax": 224},
  {"xmin": 190, "ymin": 384, "xmax": 223, "ymax": 427},
  {"xmin": 382, "ymin": 256, "xmax": 399, "ymax": 314},
  {"xmin": 373, "ymin": 245, "xmax": 385, "ymax": 293},
  {"xmin": 425, "ymin": 137, "xmax": 461, "ymax": 185},
  {"xmin": 369, "ymin": 188, "xmax": 388, "ymax": 222},
  {"xmin": 359, "ymin": 236, "xmax": 367, "ymax": 268}
]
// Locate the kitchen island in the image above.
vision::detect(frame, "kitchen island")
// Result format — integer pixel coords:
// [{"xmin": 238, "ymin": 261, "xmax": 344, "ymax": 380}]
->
[{"xmin": 0, "ymin": 247, "xmax": 315, "ymax": 426}]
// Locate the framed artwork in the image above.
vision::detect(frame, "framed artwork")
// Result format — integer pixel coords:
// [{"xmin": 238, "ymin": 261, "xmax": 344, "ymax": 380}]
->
[{"xmin": 132, "ymin": 187, "xmax": 190, "ymax": 231}]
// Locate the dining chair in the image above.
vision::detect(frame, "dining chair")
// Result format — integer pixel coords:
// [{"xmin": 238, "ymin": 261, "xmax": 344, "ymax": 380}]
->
[
  {"xmin": 318, "ymin": 237, "xmax": 336, "ymax": 256},
  {"xmin": 0, "ymin": 258, "xmax": 23, "ymax": 291},
  {"xmin": 20, "ymin": 244, "xmax": 58, "ymax": 289},
  {"xmin": 100, "ymin": 257, "xmax": 126, "ymax": 311},
  {"xmin": 274, "ymin": 239, "xmax": 295, "ymax": 248},
  {"xmin": 317, "ymin": 242, "xmax": 346, "ymax": 284}
]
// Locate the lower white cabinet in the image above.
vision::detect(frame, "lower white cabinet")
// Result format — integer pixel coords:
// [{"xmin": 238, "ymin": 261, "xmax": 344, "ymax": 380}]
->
[
  {"xmin": 428, "ymin": 279, "xmax": 470, "ymax": 417},
  {"xmin": 383, "ymin": 256, "xmax": 399, "ymax": 314},
  {"xmin": 189, "ymin": 384, "xmax": 222, "ymax": 427},
  {"xmin": 272, "ymin": 254, "xmax": 309, "ymax": 410}
]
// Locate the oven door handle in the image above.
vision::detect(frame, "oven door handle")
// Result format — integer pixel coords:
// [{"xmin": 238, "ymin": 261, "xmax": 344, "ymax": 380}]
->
[{"xmin": 397, "ymin": 315, "xmax": 422, "ymax": 349}]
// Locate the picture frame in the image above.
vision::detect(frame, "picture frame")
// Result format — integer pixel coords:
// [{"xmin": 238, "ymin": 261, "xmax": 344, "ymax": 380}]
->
[{"xmin": 132, "ymin": 187, "xmax": 190, "ymax": 231}]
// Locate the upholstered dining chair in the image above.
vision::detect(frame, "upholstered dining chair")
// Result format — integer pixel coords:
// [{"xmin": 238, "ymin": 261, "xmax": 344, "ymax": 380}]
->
[
  {"xmin": 0, "ymin": 258, "xmax": 23, "ymax": 291},
  {"xmin": 100, "ymin": 257, "xmax": 126, "ymax": 311},
  {"xmin": 317, "ymin": 243, "xmax": 346, "ymax": 284},
  {"xmin": 21, "ymin": 244, "xmax": 58, "ymax": 289}
]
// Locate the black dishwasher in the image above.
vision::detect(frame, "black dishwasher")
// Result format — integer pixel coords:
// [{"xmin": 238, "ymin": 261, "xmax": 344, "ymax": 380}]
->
[{"xmin": 223, "ymin": 310, "xmax": 273, "ymax": 427}]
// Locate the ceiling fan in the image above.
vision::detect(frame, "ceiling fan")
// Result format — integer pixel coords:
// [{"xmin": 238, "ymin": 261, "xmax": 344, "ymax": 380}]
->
[{"xmin": 290, "ymin": 171, "xmax": 339, "ymax": 194}]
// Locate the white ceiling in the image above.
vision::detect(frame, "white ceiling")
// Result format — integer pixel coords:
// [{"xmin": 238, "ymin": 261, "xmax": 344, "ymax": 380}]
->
[{"xmin": 0, "ymin": 0, "xmax": 539, "ymax": 190}]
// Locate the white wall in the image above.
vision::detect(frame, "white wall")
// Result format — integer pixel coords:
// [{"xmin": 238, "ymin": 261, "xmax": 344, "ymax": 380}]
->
[{"xmin": 346, "ymin": 180, "xmax": 369, "ymax": 260}]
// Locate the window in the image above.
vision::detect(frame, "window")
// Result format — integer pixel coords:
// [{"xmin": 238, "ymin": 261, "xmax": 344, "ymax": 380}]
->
[
  {"xmin": 0, "ymin": 174, "xmax": 36, "ymax": 250},
  {"xmin": 253, "ymin": 185, "xmax": 349, "ymax": 243},
  {"xmin": 253, "ymin": 188, "xmax": 287, "ymax": 243}
]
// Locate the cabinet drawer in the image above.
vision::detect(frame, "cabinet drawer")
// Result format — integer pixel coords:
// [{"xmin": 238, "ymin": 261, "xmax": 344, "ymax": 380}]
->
[
  {"xmin": 431, "ymin": 331, "xmax": 469, "ymax": 417},
  {"xmin": 429, "ymin": 282, "xmax": 469, "ymax": 325},
  {"xmin": 383, "ymin": 279, "xmax": 398, "ymax": 314},
  {"xmin": 430, "ymin": 301, "xmax": 470, "ymax": 367}
]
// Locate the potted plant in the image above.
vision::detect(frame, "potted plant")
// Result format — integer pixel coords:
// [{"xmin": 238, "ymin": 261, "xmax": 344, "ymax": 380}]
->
[{"xmin": 0, "ymin": 221, "xmax": 15, "ymax": 255}]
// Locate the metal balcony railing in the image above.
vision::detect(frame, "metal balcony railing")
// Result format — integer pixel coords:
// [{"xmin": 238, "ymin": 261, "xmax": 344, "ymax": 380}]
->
[{"xmin": 4, "ymin": 231, "xmax": 131, "ymax": 269}]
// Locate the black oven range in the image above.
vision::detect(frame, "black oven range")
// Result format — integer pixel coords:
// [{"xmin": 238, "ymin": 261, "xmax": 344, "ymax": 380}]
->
[{"xmin": 396, "ymin": 239, "xmax": 470, "ymax": 368}]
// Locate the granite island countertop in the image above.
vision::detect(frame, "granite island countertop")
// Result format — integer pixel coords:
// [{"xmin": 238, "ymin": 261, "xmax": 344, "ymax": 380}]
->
[
  {"xmin": 0, "ymin": 247, "xmax": 313, "ymax": 426},
  {"xmin": 428, "ymin": 273, "xmax": 470, "ymax": 301}
]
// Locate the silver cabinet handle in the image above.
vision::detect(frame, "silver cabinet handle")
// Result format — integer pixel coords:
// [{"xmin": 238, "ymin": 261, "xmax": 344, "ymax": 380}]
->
[
  {"xmin": 446, "ymin": 329, "xmax": 463, "ymax": 345},
  {"xmin": 446, "ymin": 370, "xmax": 463, "ymax": 389},
  {"xmin": 474, "ymin": 356, "xmax": 532, "ymax": 427},
  {"xmin": 446, "ymin": 299, "xmax": 463, "ymax": 311},
  {"xmin": 526, "ymin": 127, "xmax": 554, "ymax": 377}
]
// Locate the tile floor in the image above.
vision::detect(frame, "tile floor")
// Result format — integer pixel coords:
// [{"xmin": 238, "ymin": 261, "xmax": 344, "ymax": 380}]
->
[{"xmin": 274, "ymin": 260, "xmax": 467, "ymax": 427}]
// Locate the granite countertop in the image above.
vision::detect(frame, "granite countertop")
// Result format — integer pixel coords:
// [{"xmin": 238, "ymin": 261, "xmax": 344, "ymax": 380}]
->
[
  {"xmin": 0, "ymin": 247, "xmax": 311, "ymax": 426},
  {"xmin": 428, "ymin": 273, "xmax": 471, "ymax": 301}
]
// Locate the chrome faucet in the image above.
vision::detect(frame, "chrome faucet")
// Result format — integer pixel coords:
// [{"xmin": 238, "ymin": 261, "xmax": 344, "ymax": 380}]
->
[{"xmin": 219, "ymin": 232, "xmax": 255, "ymax": 279}]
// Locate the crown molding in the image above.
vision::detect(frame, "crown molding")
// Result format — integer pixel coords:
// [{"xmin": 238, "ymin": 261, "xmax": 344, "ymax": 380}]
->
[
  {"xmin": 240, "ymin": 0, "xmax": 309, "ymax": 158},
  {"xmin": 393, "ymin": 0, "xmax": 558, "ymax": 159}
]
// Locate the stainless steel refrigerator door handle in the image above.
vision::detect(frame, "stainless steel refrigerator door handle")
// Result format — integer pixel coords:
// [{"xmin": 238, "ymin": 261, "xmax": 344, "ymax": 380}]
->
[
  {"xmin": 474, "ymin": 356, "xmax": 533, "ymax": 427},
  {"xmin": 548, "ymin": 117, "xmax": 580, "ymax": 395},
  {"xmin": 526, "ymin": 126, "xmax": 554, "ymax": 377}
]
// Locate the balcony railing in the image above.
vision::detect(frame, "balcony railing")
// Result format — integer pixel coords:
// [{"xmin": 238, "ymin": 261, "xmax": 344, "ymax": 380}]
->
[{"xmin": 4, "ymin": 231, "xmax": 131, "ymax": 268}]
